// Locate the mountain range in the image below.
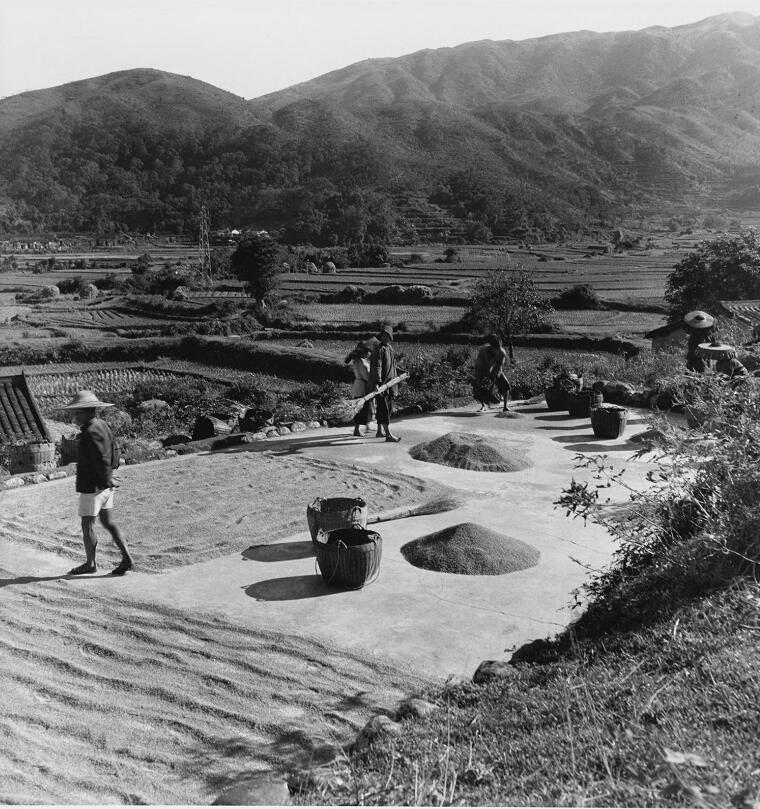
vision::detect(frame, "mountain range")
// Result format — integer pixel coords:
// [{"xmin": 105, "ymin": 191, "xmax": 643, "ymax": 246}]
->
[{"xmin": 1, "ymin": 11, "xmax": 760, "ymax": 243}]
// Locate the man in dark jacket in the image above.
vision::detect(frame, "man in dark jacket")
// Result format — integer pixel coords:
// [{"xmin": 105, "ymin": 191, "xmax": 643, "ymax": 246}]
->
[
  {"xmin": 63, "ymin": 390, "xmax": 133, "ymax": 576},
  {"xmin": 370, "ymin": 325, "xmax": 402, "ymax": 442}
]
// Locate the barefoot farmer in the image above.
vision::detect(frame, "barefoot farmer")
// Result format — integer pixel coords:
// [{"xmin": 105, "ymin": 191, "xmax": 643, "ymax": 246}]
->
[
  {"xmin": 474, "ymin": 334, "xmax": 512, "ymax": 412},
  {"xmin": 370, "ymin": 325, "xmax": 402, "ymax": 442},
  {"xmin": 63, "ymin": 390, "xmax": 133, "ymax": 576}
]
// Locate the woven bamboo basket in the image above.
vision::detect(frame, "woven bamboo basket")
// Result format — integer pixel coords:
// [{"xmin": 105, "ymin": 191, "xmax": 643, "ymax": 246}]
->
[
  {"xmin": 306, "ymin": 496, "xmax": 368, "ymax": 545},
  {"xmin": 590, "ymin": 404, "xmax": 628, "ymax": 439},
  {"xmin": 544, "ymin": 386, "xmax": 569, "ymax": 411},
  {"xmin": 568, "ymin": 390, "xmax": 603, "ymax": 418},
  {"xmin": 314, "ymin": 527, "xmax": 382, "ymax": 589},
  {"xmin": 59, "ymin": 434, "xmax": 80, "ymax": 465},
  {"xmin": 8, "ymin": 441, "xmax": 57, "ymax": 474}
]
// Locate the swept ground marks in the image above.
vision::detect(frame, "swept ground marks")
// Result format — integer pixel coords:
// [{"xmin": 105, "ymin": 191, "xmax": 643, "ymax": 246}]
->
[
  {"xmin": 0, "ymin": 572, "xmax": 430, "ymax": 804},
  {"xmin": 0, "ymin": 451, "xmax": 447, "ymax": 572}
]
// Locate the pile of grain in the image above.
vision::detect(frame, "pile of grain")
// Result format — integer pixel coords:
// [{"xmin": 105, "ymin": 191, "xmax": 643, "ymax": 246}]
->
[
  {"xmin": 401, "ymin": 522, "xmax": 540, "ymax": 575},
  {"xmin": 409, "ymin": 432, "xmax": 531, "ymax": 472}
]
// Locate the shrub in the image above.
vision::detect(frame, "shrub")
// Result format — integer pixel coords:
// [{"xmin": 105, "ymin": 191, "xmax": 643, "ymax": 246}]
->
[
  {"xmin": 553, "ymin": 283, "xmax": 602, "ymax": 310},
  {"xmin": 556, "ymin": 373, "xmax": 760, "ymax": 637}
]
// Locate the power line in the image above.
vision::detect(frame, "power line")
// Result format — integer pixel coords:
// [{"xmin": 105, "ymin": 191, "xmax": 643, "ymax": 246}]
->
[{"xmin": 199, "ymin": 205, "xmax": 211, "ymax": 284}]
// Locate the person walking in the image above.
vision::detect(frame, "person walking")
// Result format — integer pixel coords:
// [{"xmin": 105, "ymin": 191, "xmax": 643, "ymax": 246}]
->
[
  {"xmin": 345, "ymin": 340, "xmax": 374, "ymax": 437},
  {"xmin": 63, "ymin": 390, "xmax": 134, "ymax": 576},
  {"xmin": 370, "ymin": 325, "xmax": 402, "ymax": 442},
  {"xmin": 474, "ymin": 334, "xmax": 512, "ymax": 412}
]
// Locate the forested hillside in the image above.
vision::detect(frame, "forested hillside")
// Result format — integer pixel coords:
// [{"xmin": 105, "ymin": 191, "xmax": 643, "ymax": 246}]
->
[{"xmin": 2, "ymin": 13, "xmax": 760, "ymax": 243}]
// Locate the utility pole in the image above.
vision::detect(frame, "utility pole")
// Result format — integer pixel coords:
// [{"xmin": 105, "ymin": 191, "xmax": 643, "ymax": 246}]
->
[{"xmin": 199, "ymin": 205, "xmax": 212, "ymax": 284}]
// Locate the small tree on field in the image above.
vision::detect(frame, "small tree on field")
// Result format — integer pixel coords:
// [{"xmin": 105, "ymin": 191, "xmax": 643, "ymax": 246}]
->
[
  {"xmin": 230, "ymin": 232, "xmax": 279, "ymax": 304},
  {"xmin": 465, "ymin": 269, "xmax": 554, "ymax": 360},
  {"xmin": 666, "ymin": 229, "xmax": 760, "ymax": 319},
  {"xmin": 132, "ymin": 253, "xmax": 152, "ymax": 275}
]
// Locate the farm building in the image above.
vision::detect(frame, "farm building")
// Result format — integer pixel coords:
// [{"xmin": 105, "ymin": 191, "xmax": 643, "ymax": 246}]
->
[
  {"xmin": 645, "ymin": 320, "xmax": 688, "ymax": 352},
  {"xmin": 0, "ymin": 372, "xmax": 51, "ymax": 444}
]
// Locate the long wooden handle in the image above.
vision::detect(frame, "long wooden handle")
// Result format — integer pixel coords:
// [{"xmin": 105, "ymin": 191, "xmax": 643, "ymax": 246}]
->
[{"xmin": 355, "ymin": 372, "xmax": 409, "ymax": 407}]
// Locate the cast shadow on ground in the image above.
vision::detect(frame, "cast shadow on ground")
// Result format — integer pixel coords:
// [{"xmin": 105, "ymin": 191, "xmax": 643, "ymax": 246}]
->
[
  {"xmin": 0, "ymin": 572, "xmax": 113, "ymax": 588},
  {"xmin": 516, "ymin": 406, "xmax": 551, "ymax": 414},
  {"xmin": 242, "ymin": 541, "xmax": 314, "ymax": 563},
  {"xmin": 187, "ymin": 730, "xmax": 337, "ymax": 796},
  {"xmin": 551, "ymin": 434, "xmax": 641, "ymax": 453},
  {"xmin": 534, "ymin": 413, "xmax": 574, "ymax": 422},
  {"xmin": 244, "ymin": 575, "xmax": 341, "ymax": 601},
  {"xmin": 423, "ymin": 410, "xmax": 489, "ymax": 418},
  {"xmin": 224, "ymin": 433, "xmax": 369, "ymax": 458},
  {"xmin": 536, "ymin": 423, "xmax": 590, "ymax": 431}
]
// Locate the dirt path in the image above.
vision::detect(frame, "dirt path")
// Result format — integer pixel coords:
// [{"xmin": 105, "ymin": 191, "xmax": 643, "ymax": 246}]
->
[{"xmin": 0, "ymin": 567, "xmax": 429, "ymax": 804}]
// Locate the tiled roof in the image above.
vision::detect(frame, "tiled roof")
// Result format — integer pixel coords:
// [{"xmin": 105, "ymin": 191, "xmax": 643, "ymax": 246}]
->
[
  {"xmin": 645, "ymin": 321, "xmax": 684, "ymax": 339},
  {"xmin": 0, "ymin": 373, "xmax": 51, "ymax": 443},
  {"xmin": 719, "ymin": 300, "xmax": 760, "ymax": 324}
]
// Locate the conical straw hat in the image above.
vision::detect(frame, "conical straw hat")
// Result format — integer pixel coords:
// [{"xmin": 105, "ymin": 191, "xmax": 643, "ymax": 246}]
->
[
  {"xmin": 62, "ymin": 390, "xmax": 114, "ymax": 409},
  {"xmin": 684, "ymin": 310, "xmax": 715, "ymax": 329},
  {"xmin": 696, "ymin": 342, "xmax": 736, "ymax": 359}
]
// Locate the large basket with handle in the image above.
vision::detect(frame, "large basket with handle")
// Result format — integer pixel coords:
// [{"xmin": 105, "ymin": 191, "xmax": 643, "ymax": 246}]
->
[
  {"xmin": 544, "ymin": 386, "xmax": 569, "ymax": 411},
  {"xmin": 306, "ymin": 496, "xmax": 368, "ymax": 546},
  {"xmin": 314, "ymin": 527, "xmax": 382, "ymax": 589},
  {"xmin": 590, "ymin": 404, "xmax": 628, "ymax": 439}
]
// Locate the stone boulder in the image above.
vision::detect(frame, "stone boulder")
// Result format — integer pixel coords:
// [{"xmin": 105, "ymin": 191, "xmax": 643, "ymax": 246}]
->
[
  {"xmin": 162, "ymin": 433, "xmax": 192, "ymax": 447},
  {"xmin": 396, "ymin": 697, "xmax": 437, "ymax": 719},
  {"xmin": 212, "ymin": 773, "xmax": 291, "ymax": 805},
  {"xmin": 473, "ymin": 660, "xmax": 517, "ymax": 685},
  {"xmin": 354, "ymin": 714, "xmax": 403, "ymax": 751}
]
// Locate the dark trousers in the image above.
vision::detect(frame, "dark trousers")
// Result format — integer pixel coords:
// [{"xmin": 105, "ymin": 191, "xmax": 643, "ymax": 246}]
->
[
  {"xmin": 353, "ymin": 400, "xmax": 372, "ymax": 426},
  {"xmin": 375, "ymin": 392, "xmax": 394, "ymax": 426}
]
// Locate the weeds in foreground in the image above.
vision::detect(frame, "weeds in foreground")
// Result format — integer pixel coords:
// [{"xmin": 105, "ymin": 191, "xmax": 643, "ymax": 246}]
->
[
  {"xmin": 296, "ymin": 583, "xmax": 760, "ymax": 806},
  {"xmin": 556, "ymin": 373, "xmax": 760, "ymax": 638}
]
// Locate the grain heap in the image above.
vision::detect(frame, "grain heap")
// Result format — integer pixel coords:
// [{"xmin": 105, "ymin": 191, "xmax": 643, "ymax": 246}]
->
[
  {"xmin": 401, "ymin": 522, "xmax": 540, "ymax": 575},
  {"xmin": 409, "ymin": 431, "xmax": 531, "ymax": 472}
]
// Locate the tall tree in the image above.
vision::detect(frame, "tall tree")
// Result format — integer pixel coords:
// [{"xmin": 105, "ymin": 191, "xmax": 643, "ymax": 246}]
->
[
  {"xmin": 666, "ymin": 230, "xmax": 760, "ymax": 319},
  {"xmin": 465, "ymin": 269, "xmax": 554, "ymax": 359},
  {"xmin": 230, "ymin": 232, "xmax": 279, "ymax": 303}
]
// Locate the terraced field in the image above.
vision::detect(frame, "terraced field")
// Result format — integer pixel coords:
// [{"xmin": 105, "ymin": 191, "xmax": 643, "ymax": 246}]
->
[
  {"xmin": 290, "ymin": 303, "xmax": 467, "ymax": 327},
  {"xmin": 288, "ymin": 303, "xmax": 664, "ymax": 336}
]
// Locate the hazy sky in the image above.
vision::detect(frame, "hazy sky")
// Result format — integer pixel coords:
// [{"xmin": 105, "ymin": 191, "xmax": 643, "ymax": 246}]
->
[{"xmin": 0, "ymin": 0, "xmax": 751, "ymax": 100}]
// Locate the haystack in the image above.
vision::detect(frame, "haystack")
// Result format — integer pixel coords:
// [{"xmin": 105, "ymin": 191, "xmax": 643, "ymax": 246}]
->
[
  {"xmin": 401, "ymin": 522, "xmax": 540, "ymax": 575},
  {"xmin": 409, "ymin": 432, "xmax": 531, "ymax": 472}
]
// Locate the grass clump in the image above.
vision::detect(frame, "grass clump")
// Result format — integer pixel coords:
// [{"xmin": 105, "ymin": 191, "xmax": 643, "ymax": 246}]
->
[{"xmin": 299, "ymin": 583, "xmax": 759, "ymax": 807}]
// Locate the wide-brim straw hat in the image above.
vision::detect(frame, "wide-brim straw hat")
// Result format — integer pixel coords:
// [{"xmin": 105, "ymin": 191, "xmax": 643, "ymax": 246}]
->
[
  {"xmin": 62, "ymin": 390, "xmax": 114, "ymax": 409},
  {"xmin": 696, "ymin": 342, "xmax": 737, "ymax": 359},
  {"xmin": 684, "ymin": 310, "xmax": 715, "ymax": 329}
]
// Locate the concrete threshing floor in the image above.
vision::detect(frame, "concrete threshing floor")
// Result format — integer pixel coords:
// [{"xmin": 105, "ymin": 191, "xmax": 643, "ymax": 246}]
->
[{"xmin": 3, "ymin": 400, "xmax": 653, "ymax": 680}]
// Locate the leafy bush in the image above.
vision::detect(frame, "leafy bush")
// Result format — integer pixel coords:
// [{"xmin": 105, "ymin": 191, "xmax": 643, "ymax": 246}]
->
[
  {"xmin": 557, "ymin": 373, "xmax": 760, "ymax": 637},
  {"xmin": 553, "ymin": 283, "xmax": 602, "ymax": 310}
]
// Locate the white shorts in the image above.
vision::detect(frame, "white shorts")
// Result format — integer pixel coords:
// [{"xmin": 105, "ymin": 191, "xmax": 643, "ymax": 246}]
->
[{"xmin": 78, "ymin": 488, "xmax": 115, "ymax": 517}]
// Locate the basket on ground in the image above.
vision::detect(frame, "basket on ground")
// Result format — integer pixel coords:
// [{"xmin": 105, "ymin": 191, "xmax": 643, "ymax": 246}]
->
[
  {"xmin": 544, "ymin": 387, "xmax": 569, "ymax": 411},
  {"xmin": 568, "ymin": 390, "xmax": 603, "ymax": 418},
  {"xmin": 306, "ymin": 496, "xmax": 368, "ymax": 545},
  {"xmin": 314, "ymin": 527, "xmax": 382, "ymax": 589},
  {"xmin": 8, "ymin": 441, "xmax": 57, "ymax": 474},
  {"xmin": 590, "ymin": 404, "xmax": 628, "ymax": 439}
]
